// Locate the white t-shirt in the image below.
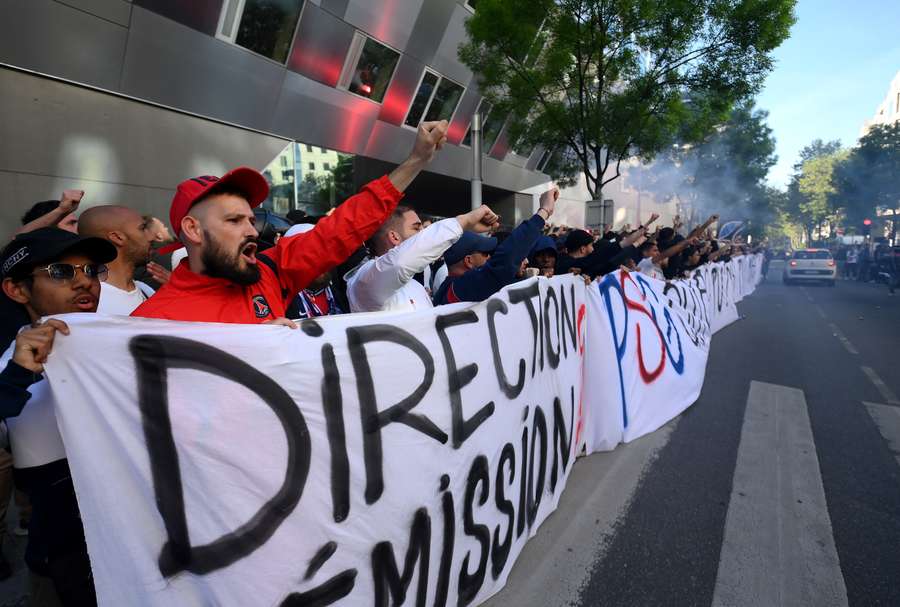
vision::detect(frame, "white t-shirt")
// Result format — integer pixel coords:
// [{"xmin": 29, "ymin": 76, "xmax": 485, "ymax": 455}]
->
[
  {"xmin": 638, "ymin": 257, "xmax": 665, "ymax": 281},
  {"xmin": 1, "ymin": 342, "xmax": 66, "ymax": 469},
  {"xmin": 97, "ymin": 281, "xmax": 155, "ymax": 315}
]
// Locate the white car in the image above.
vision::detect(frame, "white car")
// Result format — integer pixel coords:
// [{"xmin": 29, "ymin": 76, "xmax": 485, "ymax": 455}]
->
[{"xmin": 783, "ymin": 249, "xmax": 836, "ymax": 286}]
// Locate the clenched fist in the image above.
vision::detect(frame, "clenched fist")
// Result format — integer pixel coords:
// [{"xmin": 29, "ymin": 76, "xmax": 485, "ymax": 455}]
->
[
  {"xmin": 458, "ymin": 205, "xmax": 500, "ymax": 234},
  {"xmin": 12, "ymin": 319, "xmax": 70, "ymax": 374}
]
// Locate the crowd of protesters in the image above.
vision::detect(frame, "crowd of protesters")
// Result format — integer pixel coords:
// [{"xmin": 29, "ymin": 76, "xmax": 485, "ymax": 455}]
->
[
  {"xmin": 0, "ymin": 120, "xmax": 762, "ymax": 605},
  {"xmin": 832, "ymin": 242, "xmax": 900, "ymax": 294}
]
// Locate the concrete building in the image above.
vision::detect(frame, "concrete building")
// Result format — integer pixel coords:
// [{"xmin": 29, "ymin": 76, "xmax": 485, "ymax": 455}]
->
[
  {"xmin": 0, "ymin": 0, "xmax": 549, "ymax": 235},
  {"xmin": 860, "ymin": 70, "xmax": 900, "ymax": 138}
]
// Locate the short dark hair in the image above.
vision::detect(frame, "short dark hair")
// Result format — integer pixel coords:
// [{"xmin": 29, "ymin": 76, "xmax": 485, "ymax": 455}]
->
[
  {"xmin": 639, "ymin": 240, "xmax": 657, "ymax": 254},
  {"xmin": 658, "ymin": 227, "xmax": 675, "ymax": 243},
  {"xmin": 368, "ymin": 205, "xmax": 414, "ymax": 256},
  {"xmin": 21, "ymin": 200, "xmax": 61, "ymax": 225}
]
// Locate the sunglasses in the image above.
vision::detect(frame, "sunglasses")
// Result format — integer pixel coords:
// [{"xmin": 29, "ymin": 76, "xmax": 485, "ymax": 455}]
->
[{"xmin": 32, "ymin": 263, "xmax": 109, "ymax": 282}]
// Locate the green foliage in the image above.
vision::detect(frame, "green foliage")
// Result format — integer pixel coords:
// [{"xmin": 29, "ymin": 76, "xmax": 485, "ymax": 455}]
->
[
  {"xmin": 459, "ymin": 0, "xmax": 796, "ymax": 198},
  {"xmin": 832, "ymin": 123, "xmax": 900, "ymax": 228},
  {"xmin": 784, "ymin": 141, "xmax": 846, "ymax": 241}
]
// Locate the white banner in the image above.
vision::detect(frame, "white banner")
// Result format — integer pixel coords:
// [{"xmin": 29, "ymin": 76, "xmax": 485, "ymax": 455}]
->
[
  {"xmin": 44, "ymin": 276, "xmax": 587, "ymax": 607},
  {"xmin": 583, "ymin": 256, "xmax": 762, "ymax": 451}
]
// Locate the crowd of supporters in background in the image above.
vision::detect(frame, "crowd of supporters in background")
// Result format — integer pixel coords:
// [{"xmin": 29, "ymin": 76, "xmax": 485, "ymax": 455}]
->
[{"xmin": 0, "ymin": 119, "xmax": 765, "ymax": 605}]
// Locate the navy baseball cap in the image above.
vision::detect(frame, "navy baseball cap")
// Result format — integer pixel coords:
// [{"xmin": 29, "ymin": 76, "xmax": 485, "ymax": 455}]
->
[
  {"xmin": 1, "ymin": 228, "xmax": 117, "ymax": 279},
  {"xmin": 444, "ymin": 232, "xmax": 497, "ymax": 266}
]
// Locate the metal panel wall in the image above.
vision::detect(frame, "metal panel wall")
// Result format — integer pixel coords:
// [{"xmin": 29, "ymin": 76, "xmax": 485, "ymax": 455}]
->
[
  {"xmin": 404, "ymin": 0, "xmax": 458, "ymax": 65},
  {"xmin": 377, "ymin": 54, "xmax": 426, "ymax": 126},
  {"xmin": 287, "ymin": 3, "xmax": 355, "ymax": 87},
  {"xmin": 121, "ymin": 7, "xmax": 287, "ymax": 131},
  {"xmin": 446, "ymin": 83, "xmax": 480, "ymax": 145},
  {"xmin": 429, "ymin": 4, "xmax": 474, "ymax": 88},
  {"xmin": 133, "ymin": 0, "xmax": 224, "ymax": 36},
  {"xmin": 0, "ymin": 0, "xmax": 128, "ymax": 90},
  {"xmin": 341, "ymin": 0, "xmax": 425, "ymax": 52},
  {"xmin": 56, "ymin": 0, "xmax": 133, "ymax": 27},
  {"xmin": 271, "ymin": 72, "xmax": 382, "ymax": 155},
  {"xmin": 0, "ymin": 67, "xmax": 291, "ymax": 236}
]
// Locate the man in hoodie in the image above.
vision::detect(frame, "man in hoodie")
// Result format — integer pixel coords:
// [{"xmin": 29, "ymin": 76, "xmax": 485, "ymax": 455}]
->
[{"xmin": 433, "ymin": 187, "xmax": 558, "ymax": 305}]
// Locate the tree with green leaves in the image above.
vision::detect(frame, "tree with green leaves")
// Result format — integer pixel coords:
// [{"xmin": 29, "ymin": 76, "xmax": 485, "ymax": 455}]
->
[
  {"xmin": 459, "ymin": 0, "xmax": 796, "ymax": 200},
  {"xmin": 785, "ymin": 142, "xmax": 847, "ymax": 243},
  {"xmin": 832, "ymin": 123, "xmax": 900, "ymax": 238}
]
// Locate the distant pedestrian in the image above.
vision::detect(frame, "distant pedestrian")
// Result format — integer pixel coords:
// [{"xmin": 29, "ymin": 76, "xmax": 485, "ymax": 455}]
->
[{"xmin": 845, "ymin": 246, "xmax": 858, "ymax": 280}]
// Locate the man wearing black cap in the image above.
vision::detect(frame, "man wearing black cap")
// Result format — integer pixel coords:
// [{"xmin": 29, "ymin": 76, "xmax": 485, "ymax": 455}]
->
[
  {"xmin": 0, "ymin": 227, "xmax": 117, "ymax": 605},
  {"xmin": 556, "ymin": 214, "xmax": 658, "ymax": 278},
  {"xmin": 433, "ymin": 187, "xmax": 558, "ymax": 305}
]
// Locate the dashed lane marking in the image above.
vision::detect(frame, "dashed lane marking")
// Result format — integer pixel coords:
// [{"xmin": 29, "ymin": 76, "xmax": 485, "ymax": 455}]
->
[
  {"xmin": 861, "ymin": 367, "xmax": 900, "ymax": 405},
  {"xmin": 827, "ymin": 323, "xmax": 859, "ymax": 355},
  {"xmin": 864, "ymin": 402, "xmax": 900, "ymax": 468}
]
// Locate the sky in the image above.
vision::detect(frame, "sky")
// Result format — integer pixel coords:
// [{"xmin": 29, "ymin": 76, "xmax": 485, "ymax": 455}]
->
[{"xmin": 755, "ymin": 0, "xmax": 900, "ymax": 188}]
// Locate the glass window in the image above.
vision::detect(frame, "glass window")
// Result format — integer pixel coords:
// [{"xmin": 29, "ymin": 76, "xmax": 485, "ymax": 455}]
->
[
  {"xmin": 462, "ymin": 101, "xmax": 491, "ymax": 147},
  {"xmin": 218, "ymin": 0, "xmax": 305, "ymax": 64},
  {"xmin": 306, "ymin": 144, "xmax": 313, "ymax": 152},
  {"xmin": 340, "ymin": 33, "xmax": 400, "ymax": 103},
  {"xmin": 405, "ymin": 71, "xmax": 439, "ymax": 127},
  {"xmin": 423, "ymin": 78, "xmax": 464, "ymax": 123},
  {"xmin": 462, "ymin": 102, "xmax": 504, "ymax": 151},
  {"xmin": 261, "ymin": 141, "xmax": 353, "ymax": 217},
  {"xmin": 465, "ymin": 0, "xmax": 479, "ymax": 11}
]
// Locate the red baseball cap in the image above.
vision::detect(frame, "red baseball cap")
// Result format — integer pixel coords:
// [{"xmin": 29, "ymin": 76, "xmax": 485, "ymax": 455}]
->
[{"xmin": 159, "ymin": 167, "xmax": 270, "ymax": 253}]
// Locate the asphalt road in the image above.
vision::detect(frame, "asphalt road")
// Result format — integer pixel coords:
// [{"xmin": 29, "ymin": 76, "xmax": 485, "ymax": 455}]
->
[{"xmin": 485, "ymin": 260, "xmax": 900, "ymax": 607}]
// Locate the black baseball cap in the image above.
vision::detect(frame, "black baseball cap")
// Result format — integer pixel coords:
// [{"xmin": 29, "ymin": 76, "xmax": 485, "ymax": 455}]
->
[
  {"xmin": 565, "ymin": 229, "xmax": 594, "ymax": 251},
  {"xmin": 1, "ymin": 228, "xmax": 117, "ymax": 280},
  {"xmin": 444, "ymin": 232, "xmax": 498, "ymax": 266}
]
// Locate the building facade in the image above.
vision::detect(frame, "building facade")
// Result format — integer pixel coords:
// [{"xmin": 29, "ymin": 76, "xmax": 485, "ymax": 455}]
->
[
  {"xmin": 0, "ymin": 0, "xmax": 547, "ymax": 234},
  {"xmin": 860, "ymin": 70, "xmax": 900, "ymax": 138}
]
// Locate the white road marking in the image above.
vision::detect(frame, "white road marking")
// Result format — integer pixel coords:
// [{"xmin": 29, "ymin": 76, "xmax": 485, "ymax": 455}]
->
[
  {"xmin": 864, "ymin": 402, "xmax": 900, "ymax": 468},
  {"xmin": 827, "ymin": 323, "xmax": 859, "ymax": 355},
  {"xmin": 800, "ymin": 287, "xmax": 815, "ymax": 302},
  {"xmin": 712, "ymin": 381, "xmax": 848, "ymax": 607},
  {"xmin": 860, "ymin": 367, "xmax": 900, "ymax": 405},
  {"xmin": 814, "ymin": 304, "xmax": 827, "ymax": 320}
]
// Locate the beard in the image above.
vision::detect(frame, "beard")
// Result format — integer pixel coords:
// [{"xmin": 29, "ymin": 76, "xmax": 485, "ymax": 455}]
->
[{"xmin": 201, "ymin": 230, "xmax": 261, "ymax": 286}]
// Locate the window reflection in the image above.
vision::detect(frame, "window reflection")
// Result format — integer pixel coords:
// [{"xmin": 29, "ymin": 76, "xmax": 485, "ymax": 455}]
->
[
  {"xmin": 347, "ymin": 36, "xmax": 400, "ymax": 103},
  {"xmin": 261, "ymin": 142, "xmax": 355, "ymax": 217},
  {"xmin": 424, "ymin": 78, "xmax": 464, "ymax": 123},
  {"xmin": 232, "ymin": 0, "xmax": 305, "ymax": 63},
  {"xmin": 405, "ymin": 72, "xmax": 439, "ymax": 127}
]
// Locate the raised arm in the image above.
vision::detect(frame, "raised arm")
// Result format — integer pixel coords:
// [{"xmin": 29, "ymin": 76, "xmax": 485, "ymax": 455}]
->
[
  {"xmin": 14, "ymin": 190, "xmax": 82, "ymax": 236},
  {"xmin": 653, "ymin": 236, "xmax": 698, "ymax": 264}
]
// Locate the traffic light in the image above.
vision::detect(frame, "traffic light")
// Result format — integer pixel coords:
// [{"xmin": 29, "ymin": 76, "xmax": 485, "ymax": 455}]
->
[{"xmin": 863, "ymin": 218, "xmax": 872, "ymax": 236}]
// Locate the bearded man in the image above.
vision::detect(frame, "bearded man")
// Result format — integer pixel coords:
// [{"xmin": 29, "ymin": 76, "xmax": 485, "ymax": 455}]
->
[{"xmin": 132, "ymin": 120, "xmax": 449, "ymax": 324}]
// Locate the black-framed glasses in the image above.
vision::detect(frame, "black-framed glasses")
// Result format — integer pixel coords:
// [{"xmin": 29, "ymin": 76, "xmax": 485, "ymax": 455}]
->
[{"xmin": 32, "ymin": 263, "xmax": 108, "ymax": 282}]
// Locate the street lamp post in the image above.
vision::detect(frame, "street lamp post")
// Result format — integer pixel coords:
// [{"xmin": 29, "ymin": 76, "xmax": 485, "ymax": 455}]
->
[{"xmin": 471, "ymin": 112, "xmax": 483, "ymax": 211}]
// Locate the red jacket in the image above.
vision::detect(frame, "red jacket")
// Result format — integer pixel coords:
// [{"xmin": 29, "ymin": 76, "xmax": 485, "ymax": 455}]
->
[{"xmin": 132, "ymin": 176, "xmax": 402, "ymax": 323}]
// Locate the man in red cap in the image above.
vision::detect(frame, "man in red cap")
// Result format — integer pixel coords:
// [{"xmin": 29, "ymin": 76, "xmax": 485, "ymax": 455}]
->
[{"xmin": 132, "ymin": 121, "xmax": 448, "ymax": 323}]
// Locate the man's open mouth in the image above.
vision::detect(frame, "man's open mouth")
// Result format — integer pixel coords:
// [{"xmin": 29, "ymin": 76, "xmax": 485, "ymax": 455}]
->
[{"xmin": 241, "ymin": 242, "xmax": 258, "ymax": 265}]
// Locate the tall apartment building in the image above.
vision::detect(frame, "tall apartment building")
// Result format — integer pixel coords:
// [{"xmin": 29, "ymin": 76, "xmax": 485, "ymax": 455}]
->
[{"xmin": 860, "ymin": 70, "xmax": 900, "ymax": 138}]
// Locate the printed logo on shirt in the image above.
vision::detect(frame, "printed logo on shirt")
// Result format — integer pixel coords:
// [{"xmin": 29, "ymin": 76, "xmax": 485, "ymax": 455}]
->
[{"xmin": 252, "ymin": 295, "xmax": 271, "ymax": 319}]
